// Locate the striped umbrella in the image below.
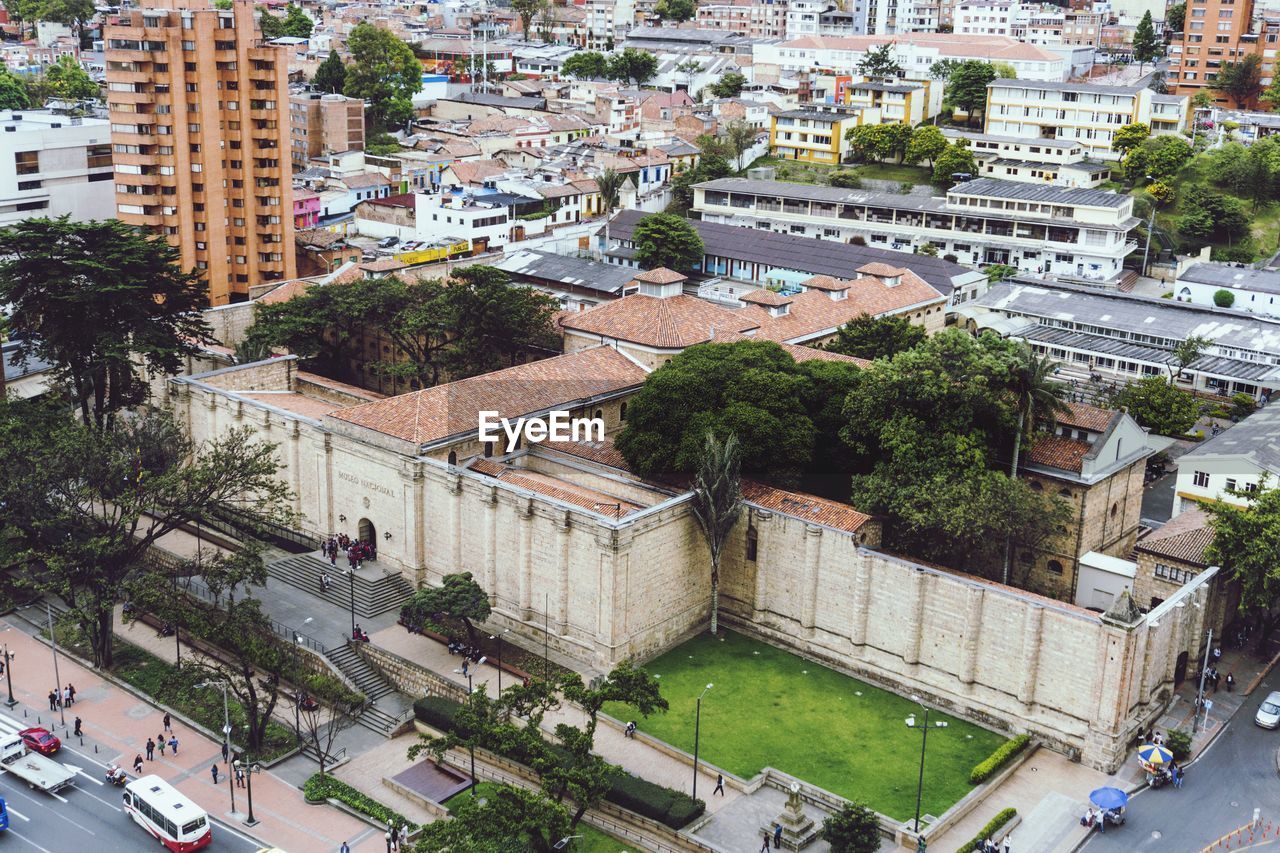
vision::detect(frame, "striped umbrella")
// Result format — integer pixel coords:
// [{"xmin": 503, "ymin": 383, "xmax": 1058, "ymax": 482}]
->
[{"xmin": 1137, "ymin": 743, "xmax": 1173, "ymax": 765}]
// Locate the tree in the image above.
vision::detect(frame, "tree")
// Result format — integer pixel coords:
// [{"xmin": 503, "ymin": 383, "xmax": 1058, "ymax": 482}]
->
[
  {"xmin": 281, "ymin": 3, "xmax": 313, "ymax": 37},
  {"xmin": 1112, "ymin": 376, "xmax": 1199, "ymax": 435},
  {"xmin": 40, "ymin": 54, "xmax": 98, "ymax": 101},
  {"xmin": 845, "ymin": 123, "xmax": 912, "ymax": 163},
  {"xmin": 4, "ymin": 0, "xmax": 40, "ymax": 38},
  {"xmin": 824, "ymin": 313, "xmax": 925, "ymax": 361},
  {"xmin": 36, "ymin": 0, "xmax": 93, "ymax": 38},
  {"xmin": 829, "ymin": 170, "xmax": 862, "ymax": 188},
  {"xmin": 418, "ymin": 783, "xmax": 572, "ymax": 852},
  {"xmin": 929, "ymin": 58, "xmax": 961, "ymax": 80},
  {"xmin": 0, "ymin": 68, "xmax": 30, "ymax": 110},
  {"xmin": 986, "ymin": 263, "xmax": 1018, "ymax": 282},
  {"xmin": 561, "ymin": 50, "xmax": 608, "ymax": 80},
  {"xmin": 343, "ymin": 23, "xmax": 422, "ymax": 131},
  {"xmin": 0, "ymin": 406, "xmax": 292, "ymax": 668},
  {"xmin": 1204, "ymin": 482, "xmax": 1280, "ymax": 642},
  {"xmin": 932, "ymin": 140, "xmax": 977, "ymax": 185},
  {"xmin": 1211, "ymin": 54, "xmax": 1263, "ymax": 109},
  {"xmin": 0, "ymin": 217, "xmax": 210, "ymax": 429},
  {"xmin": 1179, "ymin": 186, "xmax": 1250, "ymax": 246},
  {"xmin": 298, "ymin": 673, "xmax": 365, "ymax": 777},
  {"xmin": 596, "ymin": 167, "xmax": 625, "ymax": 212},
  {"xmin": 946, "ymin": 60, "xmax": 996, "ymax": 126},
  {"xmin": 1133, "ymin": 11, "xmax": 1162, "ymax": 71},
  {"xmin": 1167, "ymin": 2, "xmax": 1186, "ymax": 33},
  {"xmin": 1215, "ymin": 288, "xmax": 1236, "ymax": 307},
  {"xmin": 708, "ymin": 71, "xmax": 747, "ymax": 99},
  {"xmin": 724, "ymin": 120, "xmax": 756, "ymax": 170},
  {"xmin": 905, "ymin": 125, "xmax": 947, "ymax": 167},
  {"xmin": 822, "ymin": 801, "xmax": 882, "ymax": 853},
  {"xmin": 400, "ymin": 572, "xmax": 491, "ymax": 650},
  {"xmin": 311, "ymin": 51, "xmax": 346, "ymax": 94},
  {"xmin": 655, "ymin": 0, "xmax": 696, "ymax": 21},
  {"xmin": 511, "ymin": 0, "xmax": 544, "ymax": 41},
  {"xmin": 690, "ymin": 432, "xmax": 743, "ymax": 636},
  {"xmin": 441, "ymin": 266, "xmax": 562, "ymax": 379},
  {"xmin": 632, "ymin": 212, "xmax": 705, "ymax": 271},
  {"xmin": 1169, "ymin": 334, "xmax": 1212, "ymax": 383},
  {"xmin": 258, "ymin": 8, "xmax": 285, "ymax": 39},
  {"xmin": 606, "ymin": 48, "xmax": 658, "ymax": 86},
  {"xmin": 991, "ymin": 61, "xmax": 1018, "ymax": 80},
  {"xmin": 857, "ymin": 42, "xmax": 904, "ymax": 77},
  {"xmin": 1112, "ymin": 122, "xmax": 1151, "ymax": 157},
  {"xmin": 1145, "ymin": 136, "xmax": 1193, "ymax": 180}
]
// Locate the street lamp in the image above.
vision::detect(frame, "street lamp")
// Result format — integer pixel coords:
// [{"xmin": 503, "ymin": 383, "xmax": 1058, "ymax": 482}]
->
[
  {"xmin": 46, "ymin": 601, "xmax": 65, "ymax": 726},
  {"xmin": 456, "ymin": 658, "xmax": 487, "ymax": 797},
  {"xmin": 489, "ymin": 629, "xmax": 509, "ymax": 694},
  {"xmin": 195, "ymin": 681, "xmax": 236, "ymax": 814},
  {"xmin": 1193, "ymin": 627, "xmax": 1215, "ymax": 734},
  {"xmin": 692, "ymin": 683, "xmax": 713, "ymax": 800},
  {"xmin": 234, "ymin": 758, "xmax": 262, "ymax": 826},
  {"xmin": 905, "ymin": 695, "xmax": 948, "ymax": 839},
  {"xmin": 291, "ymin": 617, "xmax": 313, "ymax": 743},
  {"xmin": 346, "ymin": 569, "xmax": 356, "ymax": 639},
  {"xmin": 3, "ymin": 645, "xmax": 15, "ymax": 709}
]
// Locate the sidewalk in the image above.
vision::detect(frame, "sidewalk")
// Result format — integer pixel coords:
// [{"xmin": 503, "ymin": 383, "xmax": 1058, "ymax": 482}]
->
[{"xmin": 0, "ymin": 616, "xmax": 384, "ymax": 853}]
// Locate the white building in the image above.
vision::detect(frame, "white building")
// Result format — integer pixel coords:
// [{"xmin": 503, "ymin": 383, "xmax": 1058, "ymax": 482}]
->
[
  {"xmin": 1174, "ymin": 263, "xmax": 1280, "ymax": 318},
  {"xmin": 0, "ymin": 110, "xmax": 113, "ymax": 226},
  {"xmin": 693, "ymin": 176, "xmax": 1138, "ymax": 280},
  {"xmin": 585, "ymin": 0, "xmax": 636, "ymax": 49},
  {"xmin": 755, "ymin": 33, "xmax": 1070, "ymax": 81},
  {"xmin": 942, "ymin": 129, "xmax": 1114, "ymax": 188},
  {"xmin": 954, "ymin": 0, "xmax": 1015, "ymax": 36},
  {"xmin": 1173, "ymin": 405, "xmax": 1280, "ymax": 515}
]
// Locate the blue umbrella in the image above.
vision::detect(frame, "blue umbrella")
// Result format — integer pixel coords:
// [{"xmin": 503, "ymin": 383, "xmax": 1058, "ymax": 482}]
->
[{"xmin": 1090, "ymin": 787, "xmax": 1129, "ymax": 810}]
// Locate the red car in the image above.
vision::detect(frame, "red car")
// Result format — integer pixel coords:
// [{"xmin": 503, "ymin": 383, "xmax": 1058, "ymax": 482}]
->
[{"xmin": 19, "ymin": 727, "xmax": 60, "ymax": 756}]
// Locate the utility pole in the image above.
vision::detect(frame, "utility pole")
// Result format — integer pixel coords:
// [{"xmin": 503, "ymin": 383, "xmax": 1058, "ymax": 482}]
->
[
  {"xmin": 1193, "ymin": 628, "xmax": 1213, "ymax": 734},
  {"xmin": 47, "ymin": 602, "xmax": 65, "ymax": 726}
]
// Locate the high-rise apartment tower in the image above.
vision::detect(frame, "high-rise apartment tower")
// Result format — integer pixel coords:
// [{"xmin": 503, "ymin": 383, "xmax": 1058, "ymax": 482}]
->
[{"xmin": 106, "ymin": 0, "xmax": 295, "ymax": 305}]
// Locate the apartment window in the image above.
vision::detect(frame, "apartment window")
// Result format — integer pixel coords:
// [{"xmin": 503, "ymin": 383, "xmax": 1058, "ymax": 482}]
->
[
  {"xmin": 1226, "ymin": 478, "xmax": 1237, "ymax": 491},
  {"xmin": 188, "ymin": 124, "xmax": 200, "ymax": 133},
  {"xmin": 1193, "ymin": 470, "xmax": 1210, "ymax": 487},
  {"xmin": 16, "ymin": 180, "xmax": 40, "ymax": 191},
  {"xmin": 87, "ymin": 144, "xmax": 112, "ymax": 169},
  {"xmin": 87, "ymin": 172, "xmax": 113, "ymax": 182},
  {"xmin": 182, "ymin": 41, "xmax": 195, "ymax": 50},
  {"xmin": 1047, "ymin": 560, "xmax": 1064, "ymax": 575},
  {"xmin": 14, "ymin": 150, "xmax": 38, "ymax": 175}
]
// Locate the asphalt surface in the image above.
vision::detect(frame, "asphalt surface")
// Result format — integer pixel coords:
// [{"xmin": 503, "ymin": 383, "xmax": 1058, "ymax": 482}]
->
[
  {"xmin": 1083, "ymin": 665, "xmax": 1280, "ymax": 851},
  {"xmin": 0, "ymin": 710, "xmax": 261, "ymax": 853}
]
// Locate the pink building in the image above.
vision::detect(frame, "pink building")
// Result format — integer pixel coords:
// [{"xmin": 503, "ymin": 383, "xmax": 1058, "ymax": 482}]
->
[{"xmin": 294, "ymin": 190, "xmax": 321, "ymax": 230}]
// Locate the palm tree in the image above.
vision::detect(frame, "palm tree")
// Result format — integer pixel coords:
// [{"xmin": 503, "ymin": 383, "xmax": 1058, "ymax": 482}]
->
[
  {"xmin": 725, "ymin": 120, "xmax": 756, "ymax": 171},
  {"xmin": 690, "ymin": 431, "xmax": 743, "ymax": 635},
  {"xmin": 1002, "ymin": 344, "xmax": 1071, "ymax": 584},
  {"xmin": 596, "ymin": 167, "xmax": 625, "ymax": 214}
]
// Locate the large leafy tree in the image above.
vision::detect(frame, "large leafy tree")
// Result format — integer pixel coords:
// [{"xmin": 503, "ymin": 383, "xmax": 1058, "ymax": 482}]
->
[
  {"xmin": 1167, "ymin": 2, "xmax": 1186, "ymax": 33},
  {"xmin": 511, "ymin": 0, "xmax": 544, "ymax": 41},
  {"xmin": 311, "ymin": 51, "xmax": 346, "ymax": 94},
  {"xmin": 1169, "ymin": 334, "xmax": 1212, "ymax": 383},
  {"xmin": 824, "ymin": 313, "xmax": 926, "ymax": 361},
  {"xmin": 905, "ymin": 125, "xmax": 947, "ymax": 167},
  {"xmin": 822, "ymin": 801, "xmax": 882, "ymax": 853},
  {"xmin": 561, "ymin": 51, "xmax": 608, "ymax": 80},
  {"xmin": 690, "ymin": 432, "xmax": 743, "ymax": 635},
  {"xmin": 724, "ymin": 120, "xmax": 756, "ymax": 170},
  {"xmin": 418, "ymin": 783, "xmax": 572, "ymax": 852},
  {"xmin": 946, "ymin": 61, "xmax": 996, "ymax": 126},
  {"xmin": 1178, "ymin": 185, "xmax": 1250, "ymax": 246},
  {"xmin": 0, "ymin": 405, "xmax": 293, "ymax": 668},
  {"xmin": 1132, "ymin": 11, "xmax": 1162, "ymax": 70},
  {"xmin": 0, "ymin": 217, "xmax": 210, "ymax": 430},
  {"xmin": 1211, "ymin": 54, "xmax": 1263, "ymax": 108},
  {"xmin": 1112, "ymin": 122, "xmax": 1150, "ymax": 157},
  {"xmin": 606, "ymin": 48, "xmax": 658, "ymax": 86},
  {"xmin": 1204, "ymin": 482, "xmax": 1280, "ymax": 642},
  {"xmin": 655, "ymin": 0, "xmax": 696, "ymax": 21},
  {"xmin": 845, "ymin": 123, "xmax": 912, "ymax": 163},
  {"xmin": 41, "ymin": 54, "xmax": 98, "ymax": 101},
  {"xmin": 595, "ymin": 167, "xmax": 625, "ymax": 212},
  {"xmin": 36, "ymin": 0, "xmax": 93, "ymax": 37},
  {"xmin": 932, "ymin": 140, "xmax": 977, "ymax": 185},
  {"xmin": 857, "ymin": 42, "xmax": 904, "ymax": 77},
  {"xmin": 632, "ymin": 212, "xmax": 705, "ymax": 271},
  {"xmin": 0, "ymin": 68, "xmax": 29, "ymax": 110},
  {"xmin": 400, "ymin": 571, "xmax": 492, "ymax": 650},
  {"xmin": 708, "ymin": 71, "xmax": 747, "ymax": 99},
  {"xmin": 1111, "ymin": 376, "xmax": 1199, "ymax": 435},
  {"xmin": 343, "ymin": 23, "xmax": 422, "ymax": 131}
]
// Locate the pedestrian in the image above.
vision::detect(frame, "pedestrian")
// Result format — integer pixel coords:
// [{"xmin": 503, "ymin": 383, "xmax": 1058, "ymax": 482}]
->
[
  {"xmin": 62, "ymin": 686, "xmax": 70, "ymax": 707},
  {"xmin": 157, "ymin": 734, "xmax": 166, "ymax": 756},
  {"xmin": 1152, "ymin": 730, "xmax": 1164, "ymax": 746},
  {"xmin": 1174, "ymin": 764, "xmax": 1184, "ymax": 788},
  {"xmin": 1226, "ymin": 671, "xmax": 1236, "ymax": 692},
  {"xmin": 169, "ymin": 735, "xmax": 179, "ymax": 755},
  {"xmin": 1003, "ymin": 835, "xmax": 1011, "ymax": 853},
  {"xmin": 341, "ymin": 844, "xmax": 350, "ymax": 853},
  {"xmin": 461, "ymin": 658, "xmax": 469, "ymax": 677},
  {"xmin": 1213, "ymin": 645, "xmax": 1222, "ymax": 665},
  {"xmin": 221, "ymin": 741, "xmax": 229, "ymax": 762},
  {"xmin": 133, "ymin": 754, "xmax": 144, "ymax": 774},
  {"xmin": 210, "ymin": 763, "xmax": 219, "ymax": 785},
  {"xmin": 398, "ymin": 823, "xmax": 408, "ymax": 849},
  {"xmin": 624, "ymin": 720, "xmax": 637, "ymax": 738},
  {"xmin": 67, "ymin": 684, "xmax": 75, "ymax": 706},
  {"xmin": 146, "ymin": 738, "xmax": 155, "ymax": 760},
  {"xmin": 163, "ymin": 712, "xmax": 171, "ymax": 732},
  {"xmin": 760, "ymin": 831, "xmax": 771, "ymax": 853},
  {"xmin": 73, "ymin": 717, "xmax": 82, "ymax": 737},
  {"xmin": 235, "ymin": 764, "xmax": 245, "ymax": 788},
  {"xmin": 774, "ymin": 822, "xmax": 782, "ymax": 848},
  {"xmin": 714, "ymin": 773, "xmax": 725, "ymax": 796},
  {"xmin": 48, "ymin": 689, "xmax": 57, "ymax": 711}
]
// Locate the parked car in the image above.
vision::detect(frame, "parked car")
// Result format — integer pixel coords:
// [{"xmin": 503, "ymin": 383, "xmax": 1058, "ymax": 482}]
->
[
  {"xmin": 377, "ymin": 236, "xmax": 399, "ymax": 249},
  {"xmin": 1255, "ymin": 691, "xmax": 1280, "ymax": 729},
  {"xmin": 18, "ymin": 727, "xmax": 60, "ymax": 756}
]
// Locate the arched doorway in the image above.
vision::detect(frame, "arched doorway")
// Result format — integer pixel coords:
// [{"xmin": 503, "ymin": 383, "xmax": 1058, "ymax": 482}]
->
[
  {"xmin": 1174, "ymin": 651, "xmax": 1189, "ymax": 685},
  {"xmin": 358, "ymin": 517, "xmax": 376, "ymax": 545}
]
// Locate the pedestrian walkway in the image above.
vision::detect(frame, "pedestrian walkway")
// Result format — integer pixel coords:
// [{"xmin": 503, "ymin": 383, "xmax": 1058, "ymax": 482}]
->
[{"xmin": 0, "ymin": 616, "xmax": 382, "ymax": 852}]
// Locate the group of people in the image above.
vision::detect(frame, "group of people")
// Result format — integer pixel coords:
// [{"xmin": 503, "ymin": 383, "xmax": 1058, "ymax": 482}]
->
[
  {"xmin": 47, "ymin": 684, "xmax": 76, "ymax": 710},
  {"xmin": 322, "ymin": 533, "xmax": 376, "ymax": 571},
  {"xmin": 446, "ymin": 637, "xmax": 484, "ymax": 662},
  {"xmin": 976, "ymin": 837, "xmax": 1012, "ymax": 853},
  {"xmin": 1082, "ymin": 807, "xmax": 1125, "ymax": 832}
]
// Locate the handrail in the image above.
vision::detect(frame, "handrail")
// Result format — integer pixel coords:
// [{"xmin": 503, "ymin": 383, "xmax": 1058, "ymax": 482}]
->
[{"xmin": 184, "ymin": 576, "xmax": 329, "ymax": 654}]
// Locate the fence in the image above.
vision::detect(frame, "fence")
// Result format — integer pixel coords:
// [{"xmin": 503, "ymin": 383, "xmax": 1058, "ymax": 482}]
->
[
  {"xmin": 183, "ymin": 576, "xmax": 329, "ymax": 654},
  {"xmin": 200, "ymin": 504, "xmax": 321, "ymax": 554}
]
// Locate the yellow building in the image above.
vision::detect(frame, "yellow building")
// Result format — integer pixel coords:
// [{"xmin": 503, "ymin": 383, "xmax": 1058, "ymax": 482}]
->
[{"xmin": 770, "ymin": 106, "xmax": 859, "ymax": 165}]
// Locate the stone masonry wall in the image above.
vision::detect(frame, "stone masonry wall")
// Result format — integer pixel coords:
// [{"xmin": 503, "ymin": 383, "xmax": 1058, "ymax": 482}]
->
[{"xmin": 356, "ymin": 640, "xmax": 468, "ymax": 703}]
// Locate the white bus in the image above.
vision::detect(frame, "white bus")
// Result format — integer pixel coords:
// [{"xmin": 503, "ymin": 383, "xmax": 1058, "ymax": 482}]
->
[{"xmin": 122, "ymin": 775, "xmax": 212, "ymax": 852}]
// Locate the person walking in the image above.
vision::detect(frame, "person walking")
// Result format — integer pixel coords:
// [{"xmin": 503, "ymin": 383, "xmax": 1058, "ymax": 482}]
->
[
  {"xmin": 340, "ymin": 844, "xmax": 350, "ymax": 853},
  {"xmin": 1226, "ymin": 671, "xmax": 1236, "ymax": 692},
  {"xmin": 62, "ymin": 686, "xmax": 70, "ymax": 708},
  {"xmin": 221, "ymin": 741, "xmax": 229, "ymax": 762},
  {"xmin": 169, "ymin": 735, "xmax": 179, "ymax": 755},
  {"xmin": 146, "ymin": 738, "xmax": 155, "ymax": 761},
  {"xmin": 163, "ymin": 712, "xmax": 171, "ymax": 732},
  {"xmin": 398, "ymin": 823, "xmax": 408, "ymax": 849},
  {"xmin": 157, "ymin": 734, "xmax": 166, "ymax": 757},
  {"xmin": 235, "ymin": 764, "xmax": 245, "ymax": 788},
  {"xmin": 714, "ymin": 773, "xmax": 725, "ymax": 796},
  {"xmin": 133, "ymin": 754, "xmax": 144, "ymax": 774},
  {"xmin": 760, "ymin": 831, "xmax": 771, "ymax": 853},
  {"xmin": 210, "ymin": 763, "xmax": 219, "ymax": 785},
  {"xmin": 73, "ymin": 717, "xmax": 82, "ymax": 737}
]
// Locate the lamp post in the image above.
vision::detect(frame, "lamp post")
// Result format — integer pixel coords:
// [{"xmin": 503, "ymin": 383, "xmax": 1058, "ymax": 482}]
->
[
  {"xmin": 3, "ymin": 645, "xmax": 15, "ymax": 709},
  {"xmin": 489, "ymin": 629, "xmax": 509, "ymax": 694},
  {"xmin": 291, "ymin": 617, "xmax": 313, "ymax": 743},
  {"xmin": 692, "ymin": 683, "xmax": 713, "ymax": 801},
  {"xmin": 196, "ymin": 681, "xmax": 236, "ymax": 814},
  {"xmin": 346, "ymin": 568, "xmax": 357, "ymax": 639},
  {"xmin": 905, "ymin": 696, "xmax": 948, "ymax": 839},
  {"xmin": 1193, "ymin": 628, "xmax": 1214, "ymax": 734},
  {"xmin": 46, "ymin": 602, "xmax": 65, "ymax": 726},
  {"xmin": 456, "ymin": 659, "xmax": 486, "ymax": 797},
  {"xmin": 234, "ymin": 758, "xmax": 262, "ymax": 826}
]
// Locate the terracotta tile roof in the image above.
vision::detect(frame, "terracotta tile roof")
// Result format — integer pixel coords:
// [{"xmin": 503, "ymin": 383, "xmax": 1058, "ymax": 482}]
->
[
  {"xmin": 468, "ymin": 458, "xmax": 644, "ymax": 517},
  {"xmin": 1025, "ymin": 434, "xmax": 1090, "ymax": 473},
  {"xmin": 257, "ymin": 277, "xmax": 315, "ymax": 305},
  {"xmin": 296, "ymin": 229, "xmax": 348, "ymax": 249},
  {"xmin": 543, "ymin": 437, "xmax": 632, "ymax": 470},
  {"xmin": 749, "ymin": 270, "xmax": 945, "ymax": 343},
  {"xmin": 857, "ymin": 262, "xmax": 908, "ymax": 278},
  {"xmin": 560, "ymin": 294, "xmax": 760, "ymax": 349},
  {"xmin": 742, "ymin": 480, "xmax": 873, "ymax": 533},
  {"xmin": 1058, "ymin": 401, "xmax": 1117, "ymax": 433},
  {"xmin": 327, "ymin": 346, "xmax": 648, "ymax": 445},
  {"xmin": 740, "ymin": 290, "xmax": 792, "ymax": 306},
  {"xmin": 801, "ymin": 275, "xmax": 853, "ymax": 292},
  {"xmin": 633, "ymin": 268, "xmax": 687, "ymax": 285},
  {"xmin": 340, "ymin": 172, "xmax": 391, "ymax": 189},
  {"xmin": 1135, "ymin": 505, "xmax": 1214, "ymax": 567},
  {"xmin": 783, "ymin": 344, "xmax": 870, "ymax": 367},
  {"xmin": 448, "ymin": 159, "xmax": 508, "ymax": 185},
  {"xmin": 366, "ymin": 193, "xmax": 416, "ymax": 208}
]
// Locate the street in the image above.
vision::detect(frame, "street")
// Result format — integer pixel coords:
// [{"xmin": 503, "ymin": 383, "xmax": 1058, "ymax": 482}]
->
[
  {"xmin": 0, "ymin": 709, "xmax": 261, "ymax": 853},
  {"xmin": 1084, "ymin": 665, "xmax": 1280, "ymax": 851}
]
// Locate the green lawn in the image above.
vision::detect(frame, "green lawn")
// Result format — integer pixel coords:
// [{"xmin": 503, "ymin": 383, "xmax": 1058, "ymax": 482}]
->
[
  {"xmin": 738, "ymin": 155, "xmax": 932, "ymax": 188},
  {"xmin": 604, "ymin": 630, "xmax": 1006, "ymax": 821},
  {"xmin": 446, "ymin": 783, "xmax": 640, "ymax": 852},
  {"xmin": 857, "ymin": 163, "xmax": 934, "ymax": 185}
]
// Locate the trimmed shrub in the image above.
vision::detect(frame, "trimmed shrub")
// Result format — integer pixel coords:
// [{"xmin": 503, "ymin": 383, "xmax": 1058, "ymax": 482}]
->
[
  {"xmin": 1165, "ymin": 728, "xmax": 1193, "ymax": 761},
  {"xmin": 968, "ymin": 735, "xmax": 1031, "ymax": 784},
  {"xmin": 414, "ymin": 695, "xmax": 465, "ymax": 733},
  {"xmin": 1214, "ymin": 288, "xmax": 1235, "ymax": 308},
  {"xmin": 304, "ymin": 773, "xmax": 418, "ymax": 830},
  {"xmin": 955, "ymin": 807, "xmax": 1016, "ymax": 853}
]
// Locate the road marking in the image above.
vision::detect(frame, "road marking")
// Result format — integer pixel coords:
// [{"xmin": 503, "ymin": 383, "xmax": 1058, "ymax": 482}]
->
[
  {"xmin": 6, "ymin": 804, "xmax": 31, "ymax": 821},
  {"xmin": 209, "ymin": 814, "xmax": 268, "ymax": 848},
  {"xmin": 6, "ymin": 830, "xmax": 57, "ymax": 853},
  {"xmin": 62, "ymin": 763, "xmax": 103, "ymax": 786}
]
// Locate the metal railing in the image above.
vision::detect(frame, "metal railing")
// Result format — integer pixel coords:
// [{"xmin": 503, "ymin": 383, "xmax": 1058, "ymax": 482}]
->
[{"xmin": 183, "ymin": 576, "xmax": 328, "ymax": 654}]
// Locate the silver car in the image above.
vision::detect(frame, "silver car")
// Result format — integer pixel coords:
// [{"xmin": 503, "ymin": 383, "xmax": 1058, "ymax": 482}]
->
[{"xmin": 1255, "ymin": 691, "xmax": 1280, "ymax": 728}]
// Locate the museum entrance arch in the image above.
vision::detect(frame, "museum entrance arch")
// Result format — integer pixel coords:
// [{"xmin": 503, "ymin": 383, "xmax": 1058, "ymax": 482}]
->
[
  {"xmin": 1174, "ymin": 651, "xmax": 1189, "ymax": 685},
  {"xmin": 358, "ymin": 517, "xmax": 376, "ymax": 545}
]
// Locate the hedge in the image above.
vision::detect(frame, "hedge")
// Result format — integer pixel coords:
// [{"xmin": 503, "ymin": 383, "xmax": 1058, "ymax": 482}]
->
[
  {"xmin": 413, "ymin": 697, "xmax": 704, "ymax": 829},
  {"xmin": 304, "ymin": 773, "xmax": 418, "ymax": 831},
  {"xmin": 968, "ymin": 735, "xmax": 1031, "ymax": 784},
  {"xmin": 954, "ymin": 807, "xmax": 1016, "ymax": 853}
]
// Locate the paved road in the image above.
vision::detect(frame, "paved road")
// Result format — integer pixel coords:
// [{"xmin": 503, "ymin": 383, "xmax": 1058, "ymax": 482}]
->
[
  {"xmin": 1083, "ymin": 666, "xmax": 1280, "ymax": 851},
  {"xmin": 0, "ymin": 710, "xmax": 260, "ymax": 853}
]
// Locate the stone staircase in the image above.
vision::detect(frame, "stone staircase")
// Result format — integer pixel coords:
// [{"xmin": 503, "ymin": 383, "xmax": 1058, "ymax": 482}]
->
[
  {"xmin": 325, "ymin": 641, "xmax": 404, "ymax": 736},
  {"xmin": 267, "ymin": 553, "xmax": 414, "ymax": 619}
]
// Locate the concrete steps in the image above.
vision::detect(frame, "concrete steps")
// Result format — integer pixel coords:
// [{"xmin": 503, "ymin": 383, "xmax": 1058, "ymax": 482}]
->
[
  {"xmin": 324, "ymin": 643, "xmax": 403, "ymax": 737},
  {"xmin": 266, "ymin": 554, "xmax": 414, "ymax": 619}
]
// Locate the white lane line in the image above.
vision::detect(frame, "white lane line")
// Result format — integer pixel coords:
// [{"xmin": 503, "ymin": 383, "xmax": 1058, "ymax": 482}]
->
[
  {"xmin": 71, "ymin": 784, "xmax": 122, "ymax": 813},
  {"xmin": 6, "ymin": 804, "xmax": 31, "ymax": 821},
  {"xmin": 62, "ymin": 763, "xmax": 103, "ymax": 786},
  {"xmin": 209, "ymin": 814, "xmax": 269, "ymax": 848},
  {"xmin": 5, "ymin": 829, "xmax": 58, "ymax": 853}
]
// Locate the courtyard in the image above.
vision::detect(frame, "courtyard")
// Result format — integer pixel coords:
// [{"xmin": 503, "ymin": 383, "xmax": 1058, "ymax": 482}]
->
[{"xmin": 606, "ymin": 630, "xmax": 1008, "ymax": 821}]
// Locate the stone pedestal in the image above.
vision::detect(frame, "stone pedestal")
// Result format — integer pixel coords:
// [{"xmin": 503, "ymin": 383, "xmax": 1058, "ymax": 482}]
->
[{"xmin": 761, "ymin": 783, "xmax": 820, "ymax": 850}]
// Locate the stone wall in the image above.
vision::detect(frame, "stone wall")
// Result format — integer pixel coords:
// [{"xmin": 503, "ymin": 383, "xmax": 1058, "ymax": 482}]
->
[{"xmin": 355, "ymin": 640, "xmax": 468, "ymax": 702}]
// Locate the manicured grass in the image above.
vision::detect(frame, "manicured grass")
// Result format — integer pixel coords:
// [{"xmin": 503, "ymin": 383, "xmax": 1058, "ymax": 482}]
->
[
  {"xmin": 737, "ymin": 155, "xmax": 932, "ymax": 187},
  {"xmin": 604, "ymin": 630, "xmax": 1007, "ymax": 821},
  {"xmin": 446, "ymin": 783, "xmax": 640, "ymax": 852},
  {"xmin": 858, "ymin": 162, "xmax": 934, "ymax": 185}
]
